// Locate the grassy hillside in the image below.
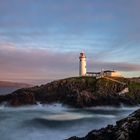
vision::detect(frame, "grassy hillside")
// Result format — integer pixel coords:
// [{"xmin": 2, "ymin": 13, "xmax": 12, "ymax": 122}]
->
[
  {"xmin": 0, "ymin": 76, "xmax": 140, "ymax": 107},
  {"xmin": 127, "ymin": 81, "xmax": 140, "ymax": 102}
]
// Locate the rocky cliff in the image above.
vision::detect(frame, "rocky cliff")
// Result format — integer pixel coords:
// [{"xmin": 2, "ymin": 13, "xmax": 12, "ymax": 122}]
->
[
  {"xmin": 67, "ymin": 108, "xmax": 140, "ymax": 140},
  {"xmin": 0, "ymin": 77, "xmax": 139, "ymax": 107}
]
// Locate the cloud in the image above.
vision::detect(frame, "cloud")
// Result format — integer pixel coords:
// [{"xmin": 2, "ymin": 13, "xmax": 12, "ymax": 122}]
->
[
  {"xmin": 88, "ymin": 61, "xmax": 140, "ymax": 72},
  {"xmin": 0, "ymin": 44, "xmax": 78, "ymax": 81},
  {"xmin": 0, "ymin": 43, "xmax": 140, "ymax": 82},
  {"xmin": 0, "ymin": 0, "xmax": 140, "ymax": 82},
  {"xmin": 0, "ymin": 0, "xmax": 140, "ymax": 48}
]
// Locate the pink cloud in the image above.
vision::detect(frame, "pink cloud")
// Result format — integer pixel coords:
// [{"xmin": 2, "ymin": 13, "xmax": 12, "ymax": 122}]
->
[
  {"xmin": 88, "ymin": 61, "xmax": 140, "ymax": 72},
  {"xmin": 0, "ymin": 43, "xmax": 140, "ymax": 82},
  {"xmin": 0, "ymin": 43, "xmax": 78, "ymax": 81}
]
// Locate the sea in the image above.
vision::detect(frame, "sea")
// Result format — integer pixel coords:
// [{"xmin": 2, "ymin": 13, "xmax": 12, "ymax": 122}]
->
[
  {"xmin": 0, "ymin": 87, "xmax": 19, "ymax": 95},
  {"xmin": 0, "ymin": 88, "xmax": 139, "ymax": 140}
]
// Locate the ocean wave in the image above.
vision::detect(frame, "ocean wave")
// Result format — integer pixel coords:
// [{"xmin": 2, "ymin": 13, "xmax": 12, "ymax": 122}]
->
[
  {"xmin": 40, "ymin": 113, "xmax": 93, "ymax": 121},
  {"xmin": 35, "ymin": 112, "xmax": 116, "ymax": 122},
  {"xmin": 0, "ymin": 103, "xmax": 67, "ymax": 112},
  {"xmin": 85, "ymin": 105, "xmax": 140, "ymax": 111}
]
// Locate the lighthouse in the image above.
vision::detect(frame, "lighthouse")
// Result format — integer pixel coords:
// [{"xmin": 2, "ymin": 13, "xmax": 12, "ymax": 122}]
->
[{"xmin": 79, "ymin": 52, "xmax": 87, "ymax": 76}]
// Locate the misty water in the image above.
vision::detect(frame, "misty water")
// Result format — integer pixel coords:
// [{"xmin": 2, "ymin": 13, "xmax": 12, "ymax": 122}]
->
[
  {"xmin": 0, "ymin": 88, "xmax": 139, "ymax": 140},
  {"xmin": 0, "ymin": 103, "xmax": 139, "ymax": 140}
]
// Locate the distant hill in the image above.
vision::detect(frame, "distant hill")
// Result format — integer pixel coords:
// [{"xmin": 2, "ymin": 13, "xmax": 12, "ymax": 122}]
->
[{"xmin": 0, "ymin": 81, "xmax": 33, "ymax": 88}]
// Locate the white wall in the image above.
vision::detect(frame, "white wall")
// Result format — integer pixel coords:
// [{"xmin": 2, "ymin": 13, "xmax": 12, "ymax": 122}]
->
[{"xmin": 79, "ymin": 54, "xmax": 86, "ymax": 76}]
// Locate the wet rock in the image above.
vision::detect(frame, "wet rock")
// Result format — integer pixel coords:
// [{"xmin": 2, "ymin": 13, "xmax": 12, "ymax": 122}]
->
[{"xmin": 67, "ymin": 109, "xmax": 140, "ymax": 140}]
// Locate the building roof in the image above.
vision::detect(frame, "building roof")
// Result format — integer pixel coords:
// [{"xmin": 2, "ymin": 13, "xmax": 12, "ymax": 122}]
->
[
  {"xmin": 87, "ymin": 72, "xmax": 101, "ymax": 74},
  {"xmin": 103, "ymin": 70, "xmax": 115, "ymax": 73},
  {"xmin": 87, "ymin": 70, "xmax": 116, "ymax": 74}
]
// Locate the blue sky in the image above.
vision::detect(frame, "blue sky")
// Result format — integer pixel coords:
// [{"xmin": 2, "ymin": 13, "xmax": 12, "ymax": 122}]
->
[{"xmin": 0, "ymin": 0, "xmax": 140, "ymax": 83}]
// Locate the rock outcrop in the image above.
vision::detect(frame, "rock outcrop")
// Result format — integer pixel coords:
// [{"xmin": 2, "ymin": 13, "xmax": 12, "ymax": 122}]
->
[
  {"xmin": 67, "ymin": 109, "xmax": 140, "ymax": 140},
  {"xmin": 0, "ymin": 77, "xmax": 139, "ymax": 107}
]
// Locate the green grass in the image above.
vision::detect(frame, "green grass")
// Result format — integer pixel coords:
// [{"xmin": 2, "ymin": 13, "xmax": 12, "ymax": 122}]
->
[
  {"xmin": 127, "ymin": 82, "xmax": 140, "ymax": 101},
  {"xmin": 128, "ymin": 82, "xmax": 140, "ymax": 91}
]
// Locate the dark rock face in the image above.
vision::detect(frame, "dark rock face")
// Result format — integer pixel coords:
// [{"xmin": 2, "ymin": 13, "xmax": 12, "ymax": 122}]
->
[
  {"xmin": 0, "ymin": 77, "xmax": 139, "ymax": 107},
  {"xmin": 67, "ymin": 109, "xmax": 140, "ymax": 140}
]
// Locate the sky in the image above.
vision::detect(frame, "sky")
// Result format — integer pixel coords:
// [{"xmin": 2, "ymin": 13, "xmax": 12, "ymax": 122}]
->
[{"xmin": 0, "ymin": 0, "xmax": 140, "ymax": 83}]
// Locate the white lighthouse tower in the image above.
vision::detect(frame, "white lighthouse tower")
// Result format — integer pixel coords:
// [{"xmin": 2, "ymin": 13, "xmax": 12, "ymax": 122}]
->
[{"xmin": 79, "ymin": 52, "xmax": 87, "ymax": 76}]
